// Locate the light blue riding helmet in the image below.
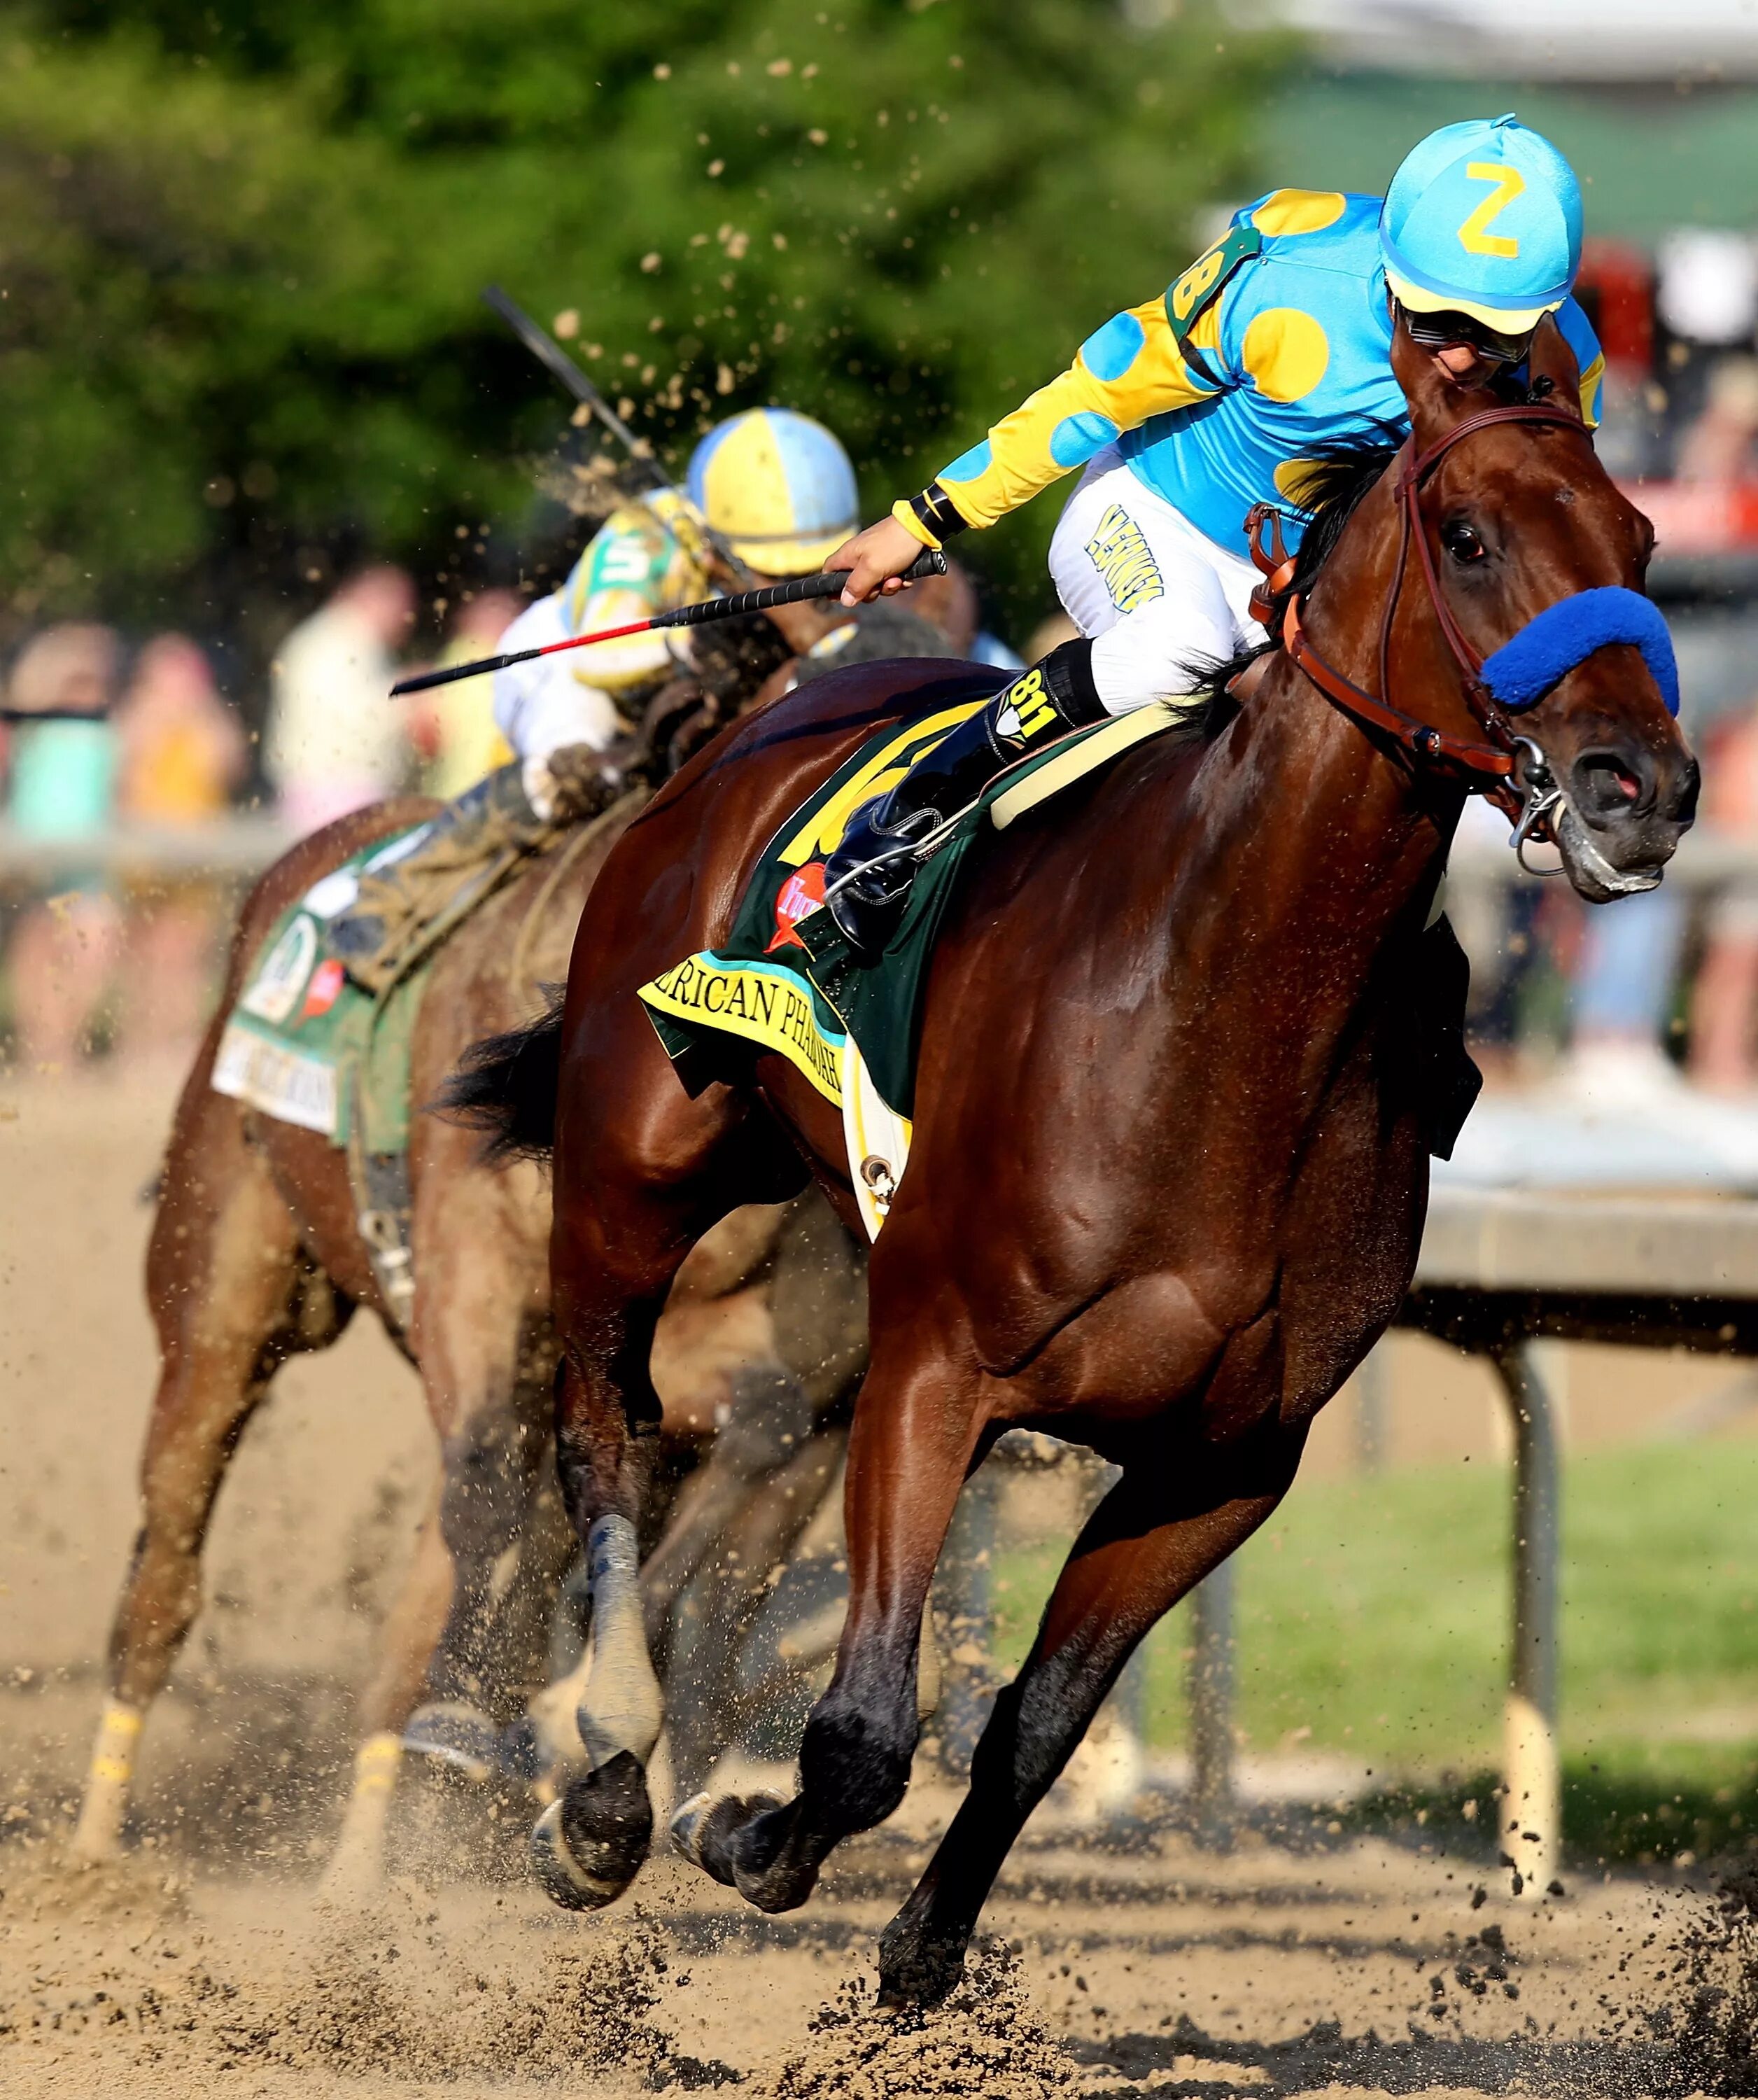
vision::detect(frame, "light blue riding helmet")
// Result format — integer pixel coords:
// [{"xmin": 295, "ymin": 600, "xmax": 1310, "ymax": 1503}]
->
[
  {"xmin": 685, "ymin": 407, "xmax": 859, "ymax": 574},
  {"xmin": 1380, "ymin": 113, "xmax": 1583, "ymax": 331}
]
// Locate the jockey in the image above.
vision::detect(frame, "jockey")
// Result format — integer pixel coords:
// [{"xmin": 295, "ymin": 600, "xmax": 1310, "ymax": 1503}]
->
[
  {"xmin": 822, "ymin": 114, "xmax": 1605, "ymax": 953},
  {"xmin": 330, "ymin": 407, "xmax": 859, "ymax": 979}
]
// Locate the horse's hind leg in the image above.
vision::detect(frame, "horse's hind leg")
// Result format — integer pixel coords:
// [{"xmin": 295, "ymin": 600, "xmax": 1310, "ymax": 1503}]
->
[
  {"xmin": 402, "ymin": 1317, "xmax": 554, "ymax": 1760},
  {"xmin": 73, "ymin": 1107, "xmax": 334, "ymax": 1861},
  {"xmin": 533, "ymin": 1015, "xmax": 799, "ymax": 1910}
]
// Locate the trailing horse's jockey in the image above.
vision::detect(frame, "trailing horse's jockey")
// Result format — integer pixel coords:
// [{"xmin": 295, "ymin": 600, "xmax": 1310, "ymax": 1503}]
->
[
  {"xmin": 330, "ymin": 407, "xmax": 860, "ymax": 986},
  {"xmin": 822, "ymin": 113, "xmax": 1606, "ymax": 953}
]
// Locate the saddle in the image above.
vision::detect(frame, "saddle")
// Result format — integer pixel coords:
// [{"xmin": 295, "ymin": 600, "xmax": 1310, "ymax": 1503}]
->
[{"xmin": 640, "ymin": 690, "xmax": 1190, "ymax": 1240}]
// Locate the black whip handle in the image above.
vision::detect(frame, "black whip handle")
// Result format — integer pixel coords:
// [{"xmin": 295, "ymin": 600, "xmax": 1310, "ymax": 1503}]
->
[
  {"xmin": 390, "ymin": 549, "xmax": 947, "ymax": 695},
  {"xmin": 651, "ymin": 547, "xmax": 945, "ymax": 629}
]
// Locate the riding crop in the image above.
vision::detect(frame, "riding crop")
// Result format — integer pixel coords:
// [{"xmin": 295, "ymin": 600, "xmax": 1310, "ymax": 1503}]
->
[{"xmin": 390, "ymin": 549, "xmax": 948, "ymax": 696}]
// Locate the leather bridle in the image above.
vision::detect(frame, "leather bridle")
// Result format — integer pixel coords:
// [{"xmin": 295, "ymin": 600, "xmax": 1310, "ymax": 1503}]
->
[{"xmin": 1245, "ymin": 399, "xmax": 1590, "ymax": 830}]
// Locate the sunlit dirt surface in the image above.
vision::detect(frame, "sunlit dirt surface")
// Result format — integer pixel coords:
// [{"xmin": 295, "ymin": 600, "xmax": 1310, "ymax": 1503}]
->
[
  {"xmin": 0, "ymin": 1067, "xmax": 1745, "ymax": 2098},
  {"xmin": 0, "ymin": 1789, "xmax": 1734, "ymax": 2099}
]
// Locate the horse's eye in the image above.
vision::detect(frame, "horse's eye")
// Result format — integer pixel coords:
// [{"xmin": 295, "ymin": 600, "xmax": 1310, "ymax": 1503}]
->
[{"xmin": 1442, "ymin": 520, "xmax": 1486, "ymax": 565}]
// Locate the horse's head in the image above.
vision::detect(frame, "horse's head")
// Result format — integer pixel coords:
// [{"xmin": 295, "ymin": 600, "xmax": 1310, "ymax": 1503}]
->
[{"xmin": 1391, "ymin": 316, "xmax": 1698, "ymax": 901}]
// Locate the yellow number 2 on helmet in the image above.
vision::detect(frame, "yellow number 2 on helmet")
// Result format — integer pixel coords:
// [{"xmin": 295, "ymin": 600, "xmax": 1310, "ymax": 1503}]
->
[{"xmin": 1456, "ymin": 163, "xmax": 1526, "ymax": 258}]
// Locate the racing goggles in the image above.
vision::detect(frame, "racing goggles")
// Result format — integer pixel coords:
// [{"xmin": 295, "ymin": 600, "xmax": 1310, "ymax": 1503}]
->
[{"xmin": 1397, "ymin": 302, "xmax": 1536, "ymax": 367}]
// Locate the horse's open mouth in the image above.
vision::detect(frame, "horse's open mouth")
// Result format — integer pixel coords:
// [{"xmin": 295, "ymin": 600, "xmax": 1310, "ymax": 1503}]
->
[{"xmin": 1553, "ymin": 797, "xmax": 1667, "ymax": 903}]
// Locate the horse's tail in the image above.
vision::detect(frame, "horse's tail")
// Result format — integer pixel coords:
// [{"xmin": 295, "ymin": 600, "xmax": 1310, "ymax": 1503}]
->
[{"xmin": 439, "ymin": 987, "xmax": 565, "ymax": 1161}]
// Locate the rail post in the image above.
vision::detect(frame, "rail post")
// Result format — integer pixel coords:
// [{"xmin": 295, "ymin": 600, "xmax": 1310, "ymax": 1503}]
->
[
  {"xmin": 1356, "ymin": 1340, "xmax": 1391, "ymax": 1475},
  {"xmin": 1491, "ymin": 1338, "xmax": 1562, "ymax": 1899},
  {"xmin": 1187, "ymin": 1561, "xmax": 1237, "ymax": 1846}
]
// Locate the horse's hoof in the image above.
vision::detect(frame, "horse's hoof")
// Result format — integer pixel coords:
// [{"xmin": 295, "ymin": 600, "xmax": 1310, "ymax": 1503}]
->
[
  {"xmin": 876, "ymin": 1919, "xmax": 969, "ymax": 2008},
  {"xmin": 723, "ymin": 1795, "xmax": 822, "ymax": 1915},
  {"xmin": 670, "ymin": 1789, "xmax": 785, "ymax": 1890},
  {"xmin": 401, "ymin": 1702, "xmax": 500, "ymax": 1785},
  {"xmin": 668, "ymin": 1791, "xmax": 719, "ymax": 1875},
  {"xmin": 528, "ymin": 1751, "xmax": 652, "ymax": 1912}
]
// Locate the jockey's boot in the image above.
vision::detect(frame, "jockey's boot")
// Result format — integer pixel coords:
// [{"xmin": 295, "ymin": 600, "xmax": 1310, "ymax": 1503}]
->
[
  {"xmin": 824, "ymin": 638, "xmax": 1105, "ymax": 954},
  {"xmin": 329, "ymin": 745, "xmax": 622, "ymax": 992}
]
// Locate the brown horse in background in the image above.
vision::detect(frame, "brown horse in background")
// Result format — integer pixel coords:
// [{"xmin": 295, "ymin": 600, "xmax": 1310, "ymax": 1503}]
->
[
  {"xmin": 71, "ymin": 792, "xmax": 868, "ymax": 1889},
  {"xmin": 470, "ymin": 318, "xmax": 1696, "ymax": 1998}
]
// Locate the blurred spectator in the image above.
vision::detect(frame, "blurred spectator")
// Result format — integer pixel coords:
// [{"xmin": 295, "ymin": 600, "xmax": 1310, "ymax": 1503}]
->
[
  {"xmin": 3, "ymin": 624, "xmax": 123, "ymax": 1070},
  {"xmin": 416, "ymin": 590, "xmax": 521, "ymax": 799},
  {"xmin": 1561, "ymin": 888, "xmax": 1690, "ymax": 1105},
  {"xmin": 263, "ymin": 565, "xmax": 416, "ymax": 831},
  {"xmin": 1675, "ymin": 357, "xmax": 1758, "ymax": 487},
  {"xmin": 1689, "ymin": 705, "xmax": 1758, "ymax": 1093},
  {"xmin": 114, "ymin": 636, "xmax": 248, "ymax": 1065}
]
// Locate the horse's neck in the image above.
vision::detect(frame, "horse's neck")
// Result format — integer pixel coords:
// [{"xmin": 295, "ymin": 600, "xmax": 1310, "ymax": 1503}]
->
[{"xmin": 1127, "ymin": 493, "xmax": 1465, "ymax": 1054}]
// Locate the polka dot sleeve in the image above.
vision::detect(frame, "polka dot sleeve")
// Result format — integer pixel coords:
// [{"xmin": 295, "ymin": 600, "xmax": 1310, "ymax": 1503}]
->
[{"xmin": 917, "ymin": 293, "xmax": 1230, "ymax": 535}]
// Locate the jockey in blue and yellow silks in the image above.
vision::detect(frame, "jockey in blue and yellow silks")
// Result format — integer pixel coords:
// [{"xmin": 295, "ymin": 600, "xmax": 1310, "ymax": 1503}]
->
[{"xmin": 823, "ymin": 115, "xmax": 1607, "ymax": 953}]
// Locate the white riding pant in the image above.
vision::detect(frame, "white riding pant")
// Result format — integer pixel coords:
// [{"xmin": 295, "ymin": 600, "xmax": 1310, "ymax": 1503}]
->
[
  {"xmin": 491, "ymin": 595, "xmax": 621, "ymax": 813},
  {"xmin": 1048, "ymin": 448, "xmax": 1266, "ymax": 716}
]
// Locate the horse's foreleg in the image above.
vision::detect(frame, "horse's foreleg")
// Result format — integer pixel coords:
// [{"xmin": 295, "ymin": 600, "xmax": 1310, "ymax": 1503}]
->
[
  {"xmin": 73, "ymin": 1154, "xmax": 312, "ymax": 1863},
  {"xmin": 675, "ymin": 1348, "xmax": 983, "ymax": 1914},
  {"xmin": 638, "ymin": 1357, "xmax": 816, "ymax": 1654},
  {"xmin": 877, "ymin": 1413, "xmax": 1305, "ymax": 2006}
]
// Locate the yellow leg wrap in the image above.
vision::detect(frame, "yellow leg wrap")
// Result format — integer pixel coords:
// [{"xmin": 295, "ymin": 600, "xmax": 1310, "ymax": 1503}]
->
[
  {"xmin": 71, "ymin": 1698, "xmax": 145, "ymax": 1861},
  {"xmin": 351, "ymin": 1730, "xmax": 404, "ymax": 1795},
  {"xmin": 318, "ymin": 1732, "xmax": 402, "ymax": 1899}
]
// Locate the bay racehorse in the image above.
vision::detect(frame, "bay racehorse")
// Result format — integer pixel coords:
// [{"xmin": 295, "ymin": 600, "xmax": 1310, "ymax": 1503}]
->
[
  {"xmin": 71, "ymin": 790, "xmax": 869, "ymax": 1889},
  {"xmin": 489, "ymin": 318, "xmax": 1696, "ymax": 1998}
]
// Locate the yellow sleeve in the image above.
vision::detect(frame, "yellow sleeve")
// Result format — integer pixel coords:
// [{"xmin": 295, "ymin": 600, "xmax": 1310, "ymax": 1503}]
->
[{"xmin": 917, "ymin": 298, "xmax": 1226, "ymax": 536}]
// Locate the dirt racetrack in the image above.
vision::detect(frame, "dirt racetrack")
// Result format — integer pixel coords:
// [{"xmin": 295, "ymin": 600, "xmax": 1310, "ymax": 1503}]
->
[{"xmin": 1, "ymin": 1069, "xmax": 1752, "ymax": 2099}]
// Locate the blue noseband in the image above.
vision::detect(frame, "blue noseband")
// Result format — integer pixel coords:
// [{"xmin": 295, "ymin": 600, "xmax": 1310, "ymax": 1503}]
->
[{"xmin": 1479, "ymin": 586, "xmax": 1680, "ymax": 718}]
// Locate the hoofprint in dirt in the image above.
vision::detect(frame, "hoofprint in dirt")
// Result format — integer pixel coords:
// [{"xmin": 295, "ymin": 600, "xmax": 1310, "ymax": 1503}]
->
[{"xmin": 0, "ymin": 1809, "xmax": 1738, "ymax": 2100}]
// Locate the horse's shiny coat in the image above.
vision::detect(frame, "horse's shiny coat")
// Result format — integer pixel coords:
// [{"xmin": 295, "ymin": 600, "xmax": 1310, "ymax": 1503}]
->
[{"xmin": 536, "ymin": 317, "xmax": 1696, "ymax": 2001}]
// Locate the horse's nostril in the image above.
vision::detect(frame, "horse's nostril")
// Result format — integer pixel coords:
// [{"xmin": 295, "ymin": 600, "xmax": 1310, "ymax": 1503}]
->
[
  {"xmin": 1673, "ymin": 756, "xmax": 1703, "ymax": 827},
  {"xmin": 1572, "ymin": 750, "xmax": 1654, "ymax": 822}
]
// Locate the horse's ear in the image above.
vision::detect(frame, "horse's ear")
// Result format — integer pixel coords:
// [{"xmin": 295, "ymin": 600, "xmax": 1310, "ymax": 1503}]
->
[
  {"xmin": 1389, "ymin": 307, "xmax": 1482, "ymax": 451},
  {"xmin": 1525, "ymin": 314, "xmax": 1583, "ymax": 417}
]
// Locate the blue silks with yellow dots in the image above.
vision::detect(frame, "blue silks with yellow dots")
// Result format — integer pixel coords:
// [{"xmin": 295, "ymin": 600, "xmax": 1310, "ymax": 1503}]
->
[
  {"xmin": 907, "ymin": 190, "xmax": 1605, "ymax": 565},
  {"xmin": 1480, "ymin": 588, "xmax": 1680, "ymax": 718}
]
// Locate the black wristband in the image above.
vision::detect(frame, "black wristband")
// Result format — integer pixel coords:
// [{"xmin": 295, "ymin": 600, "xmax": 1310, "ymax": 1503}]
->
[{"xmin": 910, "ymin": 481, "xmax": 970, "ymax": 542}]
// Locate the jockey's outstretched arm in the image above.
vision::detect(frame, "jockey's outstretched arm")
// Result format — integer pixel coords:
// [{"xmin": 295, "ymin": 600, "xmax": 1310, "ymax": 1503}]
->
[{"xmin": 829, "ymin": 286, "xmax": 1229, "ymax": 604}]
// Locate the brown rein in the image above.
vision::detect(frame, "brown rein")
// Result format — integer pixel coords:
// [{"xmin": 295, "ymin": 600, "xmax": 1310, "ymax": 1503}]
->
[{"xmin": 1245, "ymin": 400, "xmax": 1589, "ymax": 819}]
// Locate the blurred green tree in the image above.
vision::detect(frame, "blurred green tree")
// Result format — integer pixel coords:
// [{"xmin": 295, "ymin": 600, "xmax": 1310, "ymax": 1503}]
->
[{"xmin": 0, "ymin": 0, "xmax": 1284, "ymax": 643}]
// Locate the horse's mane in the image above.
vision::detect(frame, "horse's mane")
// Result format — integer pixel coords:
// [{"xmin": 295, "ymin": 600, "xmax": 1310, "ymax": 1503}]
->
[{"xmin": 1186, "ymin": 425, "xmax": 1406, "ymax": 733}]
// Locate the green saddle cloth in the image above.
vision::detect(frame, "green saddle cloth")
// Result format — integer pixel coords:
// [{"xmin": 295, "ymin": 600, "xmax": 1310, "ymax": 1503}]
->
[
  {"xmin": 639, "ymin": 694, "xmax": 1184, "ymax": 1123},
  {"xmin": 211, "ymin": 823, "xmax": 435, "ymax": 1152}
]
